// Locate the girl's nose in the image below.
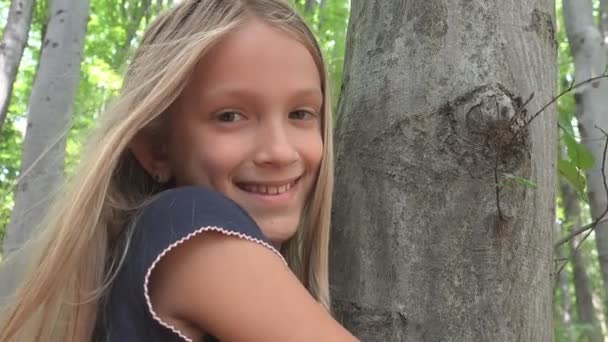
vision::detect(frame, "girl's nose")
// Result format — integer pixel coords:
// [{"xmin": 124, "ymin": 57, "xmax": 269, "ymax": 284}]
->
[{"xmin": 252, "ymin": 120, "xmax": 299, "ymax": 168}]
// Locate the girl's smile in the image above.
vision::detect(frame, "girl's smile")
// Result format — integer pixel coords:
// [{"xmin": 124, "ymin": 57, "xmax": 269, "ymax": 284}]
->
[{"xmin": 235, "ymin": 176, "xmax": 301, "ymax": 208}]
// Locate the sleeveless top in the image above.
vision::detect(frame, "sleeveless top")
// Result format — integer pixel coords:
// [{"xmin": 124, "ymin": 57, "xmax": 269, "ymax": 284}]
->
[{"xmin": 93, "ymin": 186, "xmax": 286, "ymax": 342}]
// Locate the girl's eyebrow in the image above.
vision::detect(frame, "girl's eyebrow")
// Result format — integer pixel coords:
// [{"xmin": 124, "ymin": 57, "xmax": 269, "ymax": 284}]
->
[
  {"xmin": 203, "ymin": 86, "xmax": 323, "ymax": 99},
  {"xmin": 291, "ymin": 88, "xmax": 324, "ymax": 98}
]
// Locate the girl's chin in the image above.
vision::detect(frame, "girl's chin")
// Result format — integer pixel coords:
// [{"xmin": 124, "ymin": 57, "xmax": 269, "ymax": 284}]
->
[{"xmin": 256, "ymin": 218, "xmax": 300, "ymax": 245}]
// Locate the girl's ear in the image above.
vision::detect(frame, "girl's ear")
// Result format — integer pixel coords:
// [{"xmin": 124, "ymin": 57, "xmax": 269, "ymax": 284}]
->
[{"xmin": 130, "ymin": 132, "xmax": 172, "ymax": 182}]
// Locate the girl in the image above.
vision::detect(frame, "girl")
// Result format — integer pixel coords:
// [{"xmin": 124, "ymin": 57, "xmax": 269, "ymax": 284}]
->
[{"xmin": 0, "ymin": 0, "xmax": 358, "ymax": 341}]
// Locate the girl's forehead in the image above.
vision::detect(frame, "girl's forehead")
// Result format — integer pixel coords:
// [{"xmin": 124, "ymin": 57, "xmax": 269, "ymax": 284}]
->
[{"xmin": 190, "ymin": 20, "xmax": 322, "ymax": 90}]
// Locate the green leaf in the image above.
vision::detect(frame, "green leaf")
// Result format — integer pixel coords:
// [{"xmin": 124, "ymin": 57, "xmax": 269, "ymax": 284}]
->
[
  {"xmin": 558, "ymin": 159, "xmax": 587, "ymax": 196},
  {"xmin": 558, "ymin": 106, "xmax": 575, "ymax": 137},
  {"xmin": 563, "ymin": 131, "xmax": 595, "ymax": 170},
  {"xmin": 501, "ymin": 173, "xmax": 538, "ymax": 189}
]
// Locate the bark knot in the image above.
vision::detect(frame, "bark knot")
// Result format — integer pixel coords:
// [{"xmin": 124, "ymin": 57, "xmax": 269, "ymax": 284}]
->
[
  {"xmin": 526, "ymin": 9, "xmax": 557, "ymax": 48},
  {"xmin": 333, "ymin": 299, "xmax": 409, "ymax": 339},
  {"xmin": 438, "ymin": 83, "xmax": 530, "ymax": 177}
]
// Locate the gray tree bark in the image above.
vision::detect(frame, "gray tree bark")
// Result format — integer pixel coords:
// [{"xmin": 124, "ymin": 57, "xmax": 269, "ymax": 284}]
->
[
  {"xmin": 600, "ymin": 0, "xmax": 608, "ymax": 40},
  {"xmin": 330, "ymin": 1, "xmax": 556, "ymax": 341},
  {"xmin": 0, "ymin": 0, "xmax": 90, "ymax": 298},
  {"xmin": 555, "ymin": 220, "xmax": 575, "ymax": 342},
  {"xmin": 557, "ymin": 254, "xmax": 575, "ymax": 342},
  {"xmin": 317, "ymin": 0, "xmax": 328, "ymax": 33},
  {"xmin": 115, "ymin": 0, "xmax": 153, "ymax": 67},
  {"xmin": 570, "ymin": 237, "xmax": 603, "ymax": 342},
  {"xmin": 561, "ymin": 181, "xmax": 603, "ymax": 342},
  {"xmin": 304, "ymin": 0, "xmax": 316, "ymax": 14},
  {"xmin": 0, "ymin": 0, "xmax": 36, "ymax": 132},
  {"xmin": 563, "ymin": 0, "xmax": 608, "ymax": 325}
]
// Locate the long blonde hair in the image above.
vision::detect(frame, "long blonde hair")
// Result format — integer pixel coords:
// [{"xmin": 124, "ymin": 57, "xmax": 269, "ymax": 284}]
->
[{"xmin": 0, "ymin": 0, "xmax": 334, "ymax": 340}]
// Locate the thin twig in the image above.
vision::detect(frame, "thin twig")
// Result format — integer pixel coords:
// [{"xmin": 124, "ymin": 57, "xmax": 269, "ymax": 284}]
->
[
  {"xmin": 494, "ymin": 99, "xmax": 505, "ymax": 220},
  {"xmin": 554, "ymin": 128, "xmax": 608, "ymax": 276},
  {"xmin": 574, "ymin": 221, "xmax": 595, "ymax": 256},
  {"xmin": 523, "ymin": 74, "xmax": 608, "ymax": 129},
  {"xmin": 556, "ymin": 224, "xmax": 596, "ymax": 276},
  {"xmin": 507, "ymin": 92, "xmax": 535, "ymax": 128},
  {"xmin": 493, "ymin": 89, "xmax": 536, "ymax": 220},
  {"xmin": 554, "ymin": 217, "xmax": 608, "ymax": 248},
  {"xmin": 496, "ymin": 74, "xmax": 608, "ymax": 246},
  {"xmin": 597, "ymin": 126, "xmax": 608, "ymax": 203}
]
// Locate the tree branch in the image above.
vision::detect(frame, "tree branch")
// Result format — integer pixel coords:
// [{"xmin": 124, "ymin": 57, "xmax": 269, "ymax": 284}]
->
[
  {"xmin": 554, "ymin": 217, "xmax": 608, "ymax": 248},
  {"xmin": 493, "ymin": 75, "xmax": 608, "ymax": 232},
  {"xmin": 554, "ymin": 128, "xmax": 608, "ymax": 248},
  {"xmin": 523, "ymin": 74, "xmax": 608, "ymax": 130}
]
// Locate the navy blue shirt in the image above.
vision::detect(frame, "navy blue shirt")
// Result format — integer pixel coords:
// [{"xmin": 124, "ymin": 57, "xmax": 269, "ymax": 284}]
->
[{"xmin": 94, "ymin": 186, "xmax": 283, "ymax": 341}]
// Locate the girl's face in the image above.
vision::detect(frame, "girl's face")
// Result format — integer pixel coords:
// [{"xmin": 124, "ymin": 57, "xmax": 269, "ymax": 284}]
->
[{"xmin": 162, "ymin": 20, "xmax": 324, "ymax": 246}]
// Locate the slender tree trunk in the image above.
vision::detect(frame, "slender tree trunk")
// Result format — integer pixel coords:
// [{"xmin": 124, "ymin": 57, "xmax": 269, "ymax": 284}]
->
[
  {"xmin": 600, "ymin": 0, "xmax": 608, "ymax": 40},
  {"xmin": 558, "ymin": 252, "xmax": 575, "ymax": 342},
  {"xmin": 555, "ymin": 211, "xmax": 574, "ymax": 342},
  {"xmin": 555, "ymin": 218, "xmax": 575, "ymax": 342},
  {"xmin": 304, "ymin": 0, "xmax": 316, "ymax": 14},
  {"xmin": 115, "ymin": 0, "xmax": 153, "ymax": 67},
  {"xmin": 156, "ymin": 0, "xmax": 163, "ymax": 13},
  {"xmin": 0, "ymin": 0, "xmax": 90, "ymax": 298},
  {"xmin": 317, "ymin": 0, "xmax": 328, "ymax": 32},
  {"xmin": 563, "ymin": 0, "xmax": 608, "ymax": 326},
  {"xmin": 0, "ymin": 0, "xmax": 36, "ymax": 132},
  {"xmin": 331, "ymin": 1, "xmax": 556, "ymax": 340},
  {"xmin": 570, "ymin": 237, "xmax": 604, "ymax": 342},
  {"xmin": 561, "ymin": 181, "xmax": 603, "ymax": 342}
]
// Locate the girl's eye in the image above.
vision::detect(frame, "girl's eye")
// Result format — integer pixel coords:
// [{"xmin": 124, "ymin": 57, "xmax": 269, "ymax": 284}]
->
[
  {"xmin": 216, "ymin": 111, "xmax": 244, "ymax": 123},
  {"xmin": 289, "ymin": 110, "xmax": 315, "ymax": 120}
]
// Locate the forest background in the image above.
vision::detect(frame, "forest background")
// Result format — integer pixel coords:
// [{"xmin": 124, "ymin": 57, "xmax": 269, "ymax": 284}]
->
[{"xmin": 0, "ymin": 0, "xmax": 606, "ymax": 340}]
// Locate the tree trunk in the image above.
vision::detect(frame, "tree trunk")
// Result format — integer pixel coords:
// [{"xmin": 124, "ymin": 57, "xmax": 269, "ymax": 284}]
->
[
  {"xmin": 600, "ymin": 0, "xmax": 608, "ymax": 40},
  {"xmin": 561, "ymin": 181, "xmax": 603, "ymax": 342},
  {"xmin": 570, "ymin": 237, "xmax": 603, "ymax": 342},
  {"xmin": 563, "ymin": 0, "xmax": 608, "ymax": 326},
  {"xmin": 331, "ymin": 1, "xmax": 556, "ymax": 341},
  {"xmin": 304, "ymin": 0, "xmax": 316, "ymax": 14},
  {"xmin": 156, "ymin": 0, "xmax": 163, "ymax": 14},
  {"xmin": 0, "ymin": 0, "xmax": 36, "ymax": 132},
  {"xmin": 114, "ymin": 0, "xmax": 153, "ymax": 67},
  {"xmin": 555, "ymin": 217, "xmax": 574, "ymax": 342},
  {"xmin": 317, "ymin": 0, "xmax": 328, "ymax": 33},
  {"xmin": 557, "ymin": 249, "xmax": 575, "ymax": 342},
  {"xmin": 0, "ymin": 0, "xmax": 90, "ymax": 298}
]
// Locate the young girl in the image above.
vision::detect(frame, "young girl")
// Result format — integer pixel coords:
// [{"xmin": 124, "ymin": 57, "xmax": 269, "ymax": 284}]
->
[{"xmin": 0, "ymin": 0, "xmax": 359, "ymax": 341}]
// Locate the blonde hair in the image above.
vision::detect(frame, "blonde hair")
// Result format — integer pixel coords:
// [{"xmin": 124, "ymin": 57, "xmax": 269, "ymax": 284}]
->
[{"xmin": 0, "ymin": 0, "xmax": 334, "ymax": 340}]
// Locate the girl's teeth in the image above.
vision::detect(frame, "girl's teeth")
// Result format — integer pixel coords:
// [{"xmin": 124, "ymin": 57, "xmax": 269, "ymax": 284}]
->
[{"xmin": 241, "ymin": 180, "xmax": 295, "ymax": 195}]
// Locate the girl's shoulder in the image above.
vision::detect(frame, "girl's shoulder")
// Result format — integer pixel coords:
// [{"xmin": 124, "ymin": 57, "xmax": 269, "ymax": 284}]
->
[
  {"xmin": 132, "ymin": 186, "xmax": 272, "ymax": 251},
  {"xmin": 96, "ymin": 186, "xmax": 281, "ymax": 342}
]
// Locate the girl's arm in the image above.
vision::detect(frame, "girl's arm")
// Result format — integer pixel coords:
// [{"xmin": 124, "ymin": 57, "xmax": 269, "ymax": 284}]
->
[{"xmin": 148, "ymin": 231, "xmax": 359, "ymax": 341}]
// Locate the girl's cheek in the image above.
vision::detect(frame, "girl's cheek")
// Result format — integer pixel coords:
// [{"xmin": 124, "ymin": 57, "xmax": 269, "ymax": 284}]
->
[{"xmin": 307, "ymin": 133, "xmax": 324, "ymax": 163}]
